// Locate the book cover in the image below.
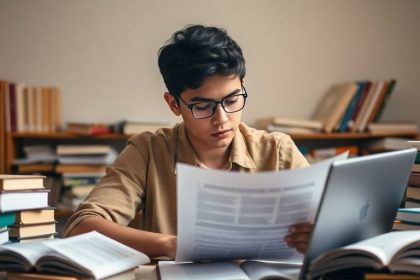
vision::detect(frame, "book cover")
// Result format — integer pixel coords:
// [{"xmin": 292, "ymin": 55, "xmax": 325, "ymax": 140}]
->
[
  {"xmin": 15, "ymin": 208, "xmax": 55, "ymax": 225},
  {"xmin": 0, "ymin": 212, "xmax": 16, "ymax": 227},
  {"xmin": 374, "ymin": 79, "xmax": 397, "ymax": 122},
  {"xmin": 255, "ymin": 117, "xmax": 323, "ymax": 131},
  {"xmin": 0, "ymin": 175, "xmax": 45, "ymax": 191},
  {"xmin": 67, "ymin": 122, "xmax": 111, "ymax": 136},
  {"xmin": 366, "ymin": 80, "xmax": 389, "ymax": 125},
  {"xmin": 347, "ymin": 80, "xmax": 372, "ymax": 130},
  {"xmin": 0, "ymin": 189, "xmax": 50, "ymax": 212},
  {"xmin": 311, "ymin": 82, "xmax": 358, "ymax": 133},
  {"xmin": 358, "ymin": 81, "xmax": 388, "ymax": 132},
  {"xmin": 396, "ymin": 208, "xmax": 420, "ymax": 224},
  {"xmin": 337, "ymin": 81, "xmax": 366, "ymax": 132},
  {"xmin": 9, "ymin": 83, "xmax": 17, "ymax": 132},
  {"xmin": 368, "ymin": 122, "xmax": 419, "ymax": 136},
  {"xmin": 9, "ymin": 222, "xmax": 56, "ymax": 238},
  {"xmin": 56, "ymin": 145, "xmax": 114, "ymax": 155}
]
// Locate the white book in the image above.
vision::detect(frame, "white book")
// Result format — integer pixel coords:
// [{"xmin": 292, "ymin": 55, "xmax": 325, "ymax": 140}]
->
[
  {"xmin": 0, "ymin": 189, "xmax": 49, "ymax": 212},
  {"xmin": 0, "ymin": 231, "xmax": 150, "ymax": 279},
  {"xmin": 308, "ymin": 231, "xmax": 420, "ymax": 278}
]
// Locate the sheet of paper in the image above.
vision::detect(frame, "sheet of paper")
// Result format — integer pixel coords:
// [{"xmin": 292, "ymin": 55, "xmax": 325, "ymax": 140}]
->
[{"xmin": 175, "ymin": 153, "xmax": 348, "ymax": 262}]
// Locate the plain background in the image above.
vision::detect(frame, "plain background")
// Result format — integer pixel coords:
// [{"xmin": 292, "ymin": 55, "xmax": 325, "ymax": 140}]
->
[{"xmin": 1, "ymin": 0, "xmax": 419, "ymax": 127}]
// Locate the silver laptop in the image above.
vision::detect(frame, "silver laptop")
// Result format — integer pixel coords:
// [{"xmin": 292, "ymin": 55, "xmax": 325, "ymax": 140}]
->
[{"xmin": 299, "ymin": 148, "xmax": 417, "ymax": 279}]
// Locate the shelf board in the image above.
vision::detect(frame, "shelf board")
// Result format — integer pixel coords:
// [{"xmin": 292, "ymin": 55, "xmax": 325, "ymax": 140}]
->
[
  {"xmin": 289, "ymin": 132, "xmax": 418, "ymax": 140},
  {"xmin": 9, "ymin": 131, "xmax": 418, "ymax": 140},
  {"xmin": 10, "ymin": 132, "xmax": 129, "ymax": 140}
]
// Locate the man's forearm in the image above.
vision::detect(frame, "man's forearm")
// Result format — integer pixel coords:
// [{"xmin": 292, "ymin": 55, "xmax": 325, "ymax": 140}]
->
[{"xmin": 66, "ymin": 216, "xmax": 177, "ymax": 258}]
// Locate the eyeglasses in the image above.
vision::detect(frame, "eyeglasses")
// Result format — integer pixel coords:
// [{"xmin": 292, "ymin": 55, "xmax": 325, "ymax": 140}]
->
[{"xmin": 176, "ymin": 87, "xmax": 248, "ymax": 119}]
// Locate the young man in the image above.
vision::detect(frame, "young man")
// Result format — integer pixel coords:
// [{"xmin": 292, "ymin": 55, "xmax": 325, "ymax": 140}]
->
[{"xmin": 64, "ymin": 24, "xmax": 312, "ymax": 258}]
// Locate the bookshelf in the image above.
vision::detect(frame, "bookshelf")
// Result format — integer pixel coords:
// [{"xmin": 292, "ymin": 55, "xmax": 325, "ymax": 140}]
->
[
  {"xmin": 290, "ymin": 132, "xmax": 418, "ymax": 154},
  {"xmin": 7, "ymin": 131, "xmax": 419, "ymax": 172}
]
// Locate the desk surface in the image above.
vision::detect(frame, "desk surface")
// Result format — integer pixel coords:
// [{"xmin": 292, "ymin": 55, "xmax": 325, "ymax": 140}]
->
[{"xmin": 136, "ymin": 265, "xmax": 158, "ymax": 280}]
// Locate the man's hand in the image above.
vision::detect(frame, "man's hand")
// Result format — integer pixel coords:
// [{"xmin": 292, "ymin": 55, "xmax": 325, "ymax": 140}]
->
[
  {"xmin": 161, "ymin": 234, "xmax": 177, "ymax": 259},
  {"xmin": 284, "ymin": 222, "xmax": 314, "ymax": 254}
]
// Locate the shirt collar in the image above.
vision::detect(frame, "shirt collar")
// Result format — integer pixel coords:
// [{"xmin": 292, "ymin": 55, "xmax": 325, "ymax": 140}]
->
[
  {"xmin": 230, "ymin": 123, "xmax": 257, "ymax": 170},
  {"xmin": 173, "ymin": 122, "xmax": 257, "ymax": 174}
]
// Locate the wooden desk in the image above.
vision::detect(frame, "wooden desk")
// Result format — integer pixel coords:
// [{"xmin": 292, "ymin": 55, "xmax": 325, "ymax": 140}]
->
[{"xmin": 136, "ymin": 265, "xmax": 158, "ymax": 280}]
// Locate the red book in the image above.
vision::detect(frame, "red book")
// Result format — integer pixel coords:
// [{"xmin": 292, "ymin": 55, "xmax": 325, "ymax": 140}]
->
[
  {"xmin": 8, "ymin": 83, "xmax": 17, "ymax": 132},
  {"xmin": 66, "ymin": 122, "xmax": 111, "ymax": 135}
]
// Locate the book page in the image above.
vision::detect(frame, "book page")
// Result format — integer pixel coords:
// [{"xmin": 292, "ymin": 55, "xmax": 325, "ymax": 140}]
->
[
  {"xmin": 175, "ymin": 153, "xmax": 348, "ymax": 262},
  {"xmin": 0, "ymin": 239, "xmax": 56, "ymax": 270},
  {"xmin": 240, "ymin": 260, "xmax": 301, "ymax": 280},
  {"xmin": 158, "ymin": 261, "xmax": 251, "ymax": 280},
  {"xmin": 343, "ymin": 231, "xmax": 420, "ymax": 265},
  {"xmin": 309, "ymin": 231, "xmax": 420, "ymax": 277},
  {"xmin": 40, "ymin": 231, "xmax": 150, "ymax": 279}
]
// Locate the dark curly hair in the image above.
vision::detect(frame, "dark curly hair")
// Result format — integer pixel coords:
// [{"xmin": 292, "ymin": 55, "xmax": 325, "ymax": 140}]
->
[{"xmin": 158, "ymin": 24, "xmax": 246, "ymax": 98}]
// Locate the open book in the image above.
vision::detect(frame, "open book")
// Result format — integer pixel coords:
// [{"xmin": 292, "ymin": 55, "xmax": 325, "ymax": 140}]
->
[
  {"xmin": 0, "ymin": 231, "xmax": 150, "ymax": 279},
  {"xmin": 307, "ymin": 231, "xmax": 420, "ymax": 278},
  {"xmin": 158, "ymin": 260, "xmax": 301, "ymax": 280}
]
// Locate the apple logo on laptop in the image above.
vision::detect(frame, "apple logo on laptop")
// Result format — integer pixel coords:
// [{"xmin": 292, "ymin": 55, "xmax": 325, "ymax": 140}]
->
[{"xmin": 359, "ymin": 199, "xmax": 370, "ymax": 221}]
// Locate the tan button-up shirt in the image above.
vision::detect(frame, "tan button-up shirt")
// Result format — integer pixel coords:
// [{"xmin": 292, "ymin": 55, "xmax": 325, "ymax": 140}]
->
[{"xmin": 63, "ymin": 122, "xmax": 309, "ymax": 236}]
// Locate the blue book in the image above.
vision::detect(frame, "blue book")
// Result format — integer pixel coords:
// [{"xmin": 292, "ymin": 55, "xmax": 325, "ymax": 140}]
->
[
  {"xmin": 0, "ymin": 212, "xmax": 16, "ymax": 228},
  {"xmin": 337, "ymin": 81, "xmax": 366, "ymax": 132},
  {"xmin": 396, "ymin": 208, "xmax": 420, "ymax": 224}
]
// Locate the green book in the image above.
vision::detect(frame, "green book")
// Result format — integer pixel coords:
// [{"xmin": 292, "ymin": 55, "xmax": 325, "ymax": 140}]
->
[{"xmin": 0, "ymin": 212, "xmax": 16, "ymax": 228}]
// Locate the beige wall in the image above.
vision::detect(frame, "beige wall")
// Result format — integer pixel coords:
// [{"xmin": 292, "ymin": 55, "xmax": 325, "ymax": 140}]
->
[{"xmin": 1, "ymin": 0, "xmax": 419, "ymax": 126}]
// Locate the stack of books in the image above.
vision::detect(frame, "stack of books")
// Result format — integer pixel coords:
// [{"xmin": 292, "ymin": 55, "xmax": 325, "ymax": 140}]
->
[
  {"xmin": 393, "ymin": 208, "xmax": 420, "ymax": 231},
  {"xmin": 56, "ymin": 145, "xmax": 117, "ymax": 166},
  {"xmin": 393, "ymin": 141, "xmax": 420, "ymax": 231},
  {"xmin": 0, "ymin": 175, "xmax": 55, "ymax": 244},
  {"xmin": 114, "ymin": 120, "xmax": 172, "ymax": 135},
  {"xmin": 60, "ymin": 173, "xmax": 102, "ymax": 211},
  {"xmin": 309, "ymin": 146, "xmax": 359, "ymax": 163},
  {"xmin": 66, "ymin": 122, "xmax": 112, "ymax": 136},
  {"xmin": 256, "ymin": 79, "xmax": 418, "ymax": 134},
  {"xmin": 404, "ymin": 141, "xmax": 420, "ymax": 208}
]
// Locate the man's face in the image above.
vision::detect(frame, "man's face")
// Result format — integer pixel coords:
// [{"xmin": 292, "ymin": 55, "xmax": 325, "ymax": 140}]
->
[{"xmin": 174, "ymin": 75, "xmax": 244, "ymax": 151}]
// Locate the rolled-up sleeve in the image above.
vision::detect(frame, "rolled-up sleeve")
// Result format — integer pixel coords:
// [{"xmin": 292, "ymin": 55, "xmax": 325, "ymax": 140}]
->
[
  {"xmin": 278, "ymin": 135, "xmax": 310, "ymax": 170},
  {"xmin": 63, "ymin": 137, "xmax": 148, "ymax": 237}
]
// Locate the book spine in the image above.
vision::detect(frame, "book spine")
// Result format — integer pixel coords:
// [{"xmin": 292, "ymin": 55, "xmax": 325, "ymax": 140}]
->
[
  {"xmin": 9, "ymin": 83, "xmax": 17, "ymax": 132},
  {"xmin": 373, "ymin": 79, "xmax": 397, "ymax": 122},
  {"xmin": 338, "ymin": 81, "xmax": 365, "ymax": 132},
  {"xmin": 348, "ymin": 81, "xmax": 372, "ymax": 131}
]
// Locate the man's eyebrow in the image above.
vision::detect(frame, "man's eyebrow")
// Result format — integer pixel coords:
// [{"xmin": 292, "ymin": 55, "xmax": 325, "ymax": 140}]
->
[{"xmin": 190, "ymin": 89, "xmax": 241, "ymax": 102}]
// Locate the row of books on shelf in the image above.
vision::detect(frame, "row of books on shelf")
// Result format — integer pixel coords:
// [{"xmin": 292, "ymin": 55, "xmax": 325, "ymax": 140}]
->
[
  {"xmin": 0, "ymin": 175, "xmax": 56, "ymax": 245},
  {"xmin": 13, "ymin": 144, "xmax": 110, "ymax": 212},
  {"xmin": 0, "ymin": 80, "xmax": 61, "ymax": 133},
  {"xmin": 256, "ymin": 79, "xmax": 418, "ymax": 135},
  {"xmin": 65, "ymin": 120, "xmax": 172, "ymax": 136},
  {"xmin": 14, "ymin": 144, "xmax": 117, "ymax": 166}
]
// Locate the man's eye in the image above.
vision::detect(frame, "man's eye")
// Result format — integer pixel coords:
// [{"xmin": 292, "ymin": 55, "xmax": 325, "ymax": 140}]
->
[
  {"xmin": 224, "ymin": 96, "xmax": 239, "ymax": 105},
  {"xmin": 194, "ymin": 103, "xmax": 212, "ymax": 111}
]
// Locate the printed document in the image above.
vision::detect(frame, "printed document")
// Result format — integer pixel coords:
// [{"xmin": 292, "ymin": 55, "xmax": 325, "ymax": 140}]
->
[{"xmin": 175, "ymin": 153, "xmax": 348, "ymax": 263}]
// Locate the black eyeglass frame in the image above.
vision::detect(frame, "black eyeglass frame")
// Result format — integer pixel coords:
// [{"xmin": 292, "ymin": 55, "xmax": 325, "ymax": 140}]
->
[{"xmin": 175, "ymin": 86, "xmax": 248, "ymax": 119}]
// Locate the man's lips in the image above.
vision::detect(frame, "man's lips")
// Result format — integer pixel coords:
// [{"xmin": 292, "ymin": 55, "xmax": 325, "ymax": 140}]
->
[{"xmin": 211, "ymin": 129, "xmax": 231, "ymax": 136}]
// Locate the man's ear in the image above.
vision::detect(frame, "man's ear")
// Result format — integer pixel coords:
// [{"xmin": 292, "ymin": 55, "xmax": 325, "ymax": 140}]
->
[{"xmin": 164, "ymin": 92, "xmax": 181, "ymax": 116}]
